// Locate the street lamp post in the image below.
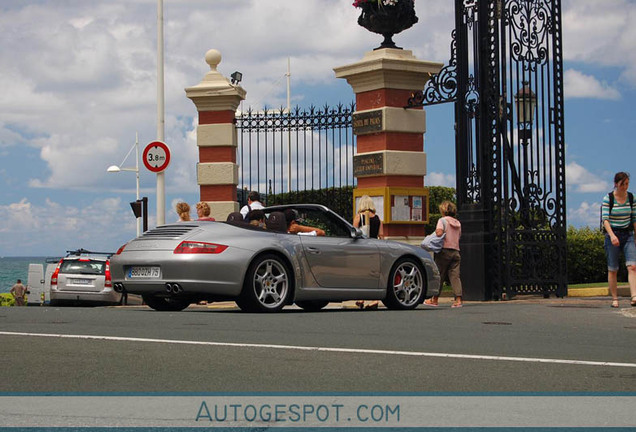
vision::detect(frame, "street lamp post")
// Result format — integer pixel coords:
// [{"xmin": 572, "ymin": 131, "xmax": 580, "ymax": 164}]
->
[
  {"xmin": 107, "ymin": 134, "xmax": 141, "ymax": 237},
  {"xmin": 156, "ymin": 0, "xmax": 166, "ymax": 226}
]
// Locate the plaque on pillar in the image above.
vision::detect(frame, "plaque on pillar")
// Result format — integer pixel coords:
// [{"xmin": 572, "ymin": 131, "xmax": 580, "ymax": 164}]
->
[
  {"xmin": 353, "ymin": 153, "xmax": 384, "ymax": 177},
  {"xmin": 352, "ymin": 110, "xmax": 383, "ymax": 135}
]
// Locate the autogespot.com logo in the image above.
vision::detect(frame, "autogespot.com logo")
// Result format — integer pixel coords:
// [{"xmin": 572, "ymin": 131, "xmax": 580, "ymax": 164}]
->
[{"xmin": 195, "ymin": 400, "xmax": 401, "ymax": 425}]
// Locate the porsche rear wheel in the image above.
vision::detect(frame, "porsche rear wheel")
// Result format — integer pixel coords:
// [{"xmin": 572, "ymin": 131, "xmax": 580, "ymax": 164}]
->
[
  {"xmin": 383, "ymin": 258, "xmax": 425, "ymax": 310},
  {"xmin": 142, "ymin": 294, "xmax": 190, "ymax": 312},
  {"xmin": 296, "ymin": 300, "xmax": 329, "ymax": 312},
  {"xmin": 237, "ymin": 254, "xmax": 292, "ymax": 312}
]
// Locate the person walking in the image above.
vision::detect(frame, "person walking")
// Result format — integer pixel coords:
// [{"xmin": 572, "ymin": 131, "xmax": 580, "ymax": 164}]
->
[
  {"xmin": 10, "ymin": 279, "xmax": 27, "ymax": 306},
  {"xmin": 240, "ymin": 191, "xmax": 265, "ymax": 219},
  {"xmin": 175, "ymin": 202, "xmax": 191, "ymax": 222},
  {"xmin": 353, "ymin": 195, "xmax": 382, "ymax": 310},
  {"xmin": 424, "ymin": 201, "xmax": 463, "ymax": 308},
  {"xmin": 601, "ymin": 172, "xmax": 636, "ymax": 308}
]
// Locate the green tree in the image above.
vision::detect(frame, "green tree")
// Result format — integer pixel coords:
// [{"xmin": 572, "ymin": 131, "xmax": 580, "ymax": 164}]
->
[{"xmin": 425, "ymin": 186, "xmax": 457, "ymax": 234}]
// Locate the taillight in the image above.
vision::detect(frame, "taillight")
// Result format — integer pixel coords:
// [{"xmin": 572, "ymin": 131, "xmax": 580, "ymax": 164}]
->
[
  {"xmin": 51, "ymin": 260, "xmax": 62, "ymax": 287},
  {"xmin": 104, "ymin": 260, "xmax": 112, "ymax": 288},
  {"xmin": 173, "ymin": 241, "xmax": 228, "ymax": 254},
  {"xmin": 116, "ymin": 244, "xmax": 127, "ymax": 255}
]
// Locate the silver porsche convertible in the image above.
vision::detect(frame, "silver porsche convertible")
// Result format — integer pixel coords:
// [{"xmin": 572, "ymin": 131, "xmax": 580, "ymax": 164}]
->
[{"xmin": 110, "ymin": 204, "xmax": 440, "ymax": 312}]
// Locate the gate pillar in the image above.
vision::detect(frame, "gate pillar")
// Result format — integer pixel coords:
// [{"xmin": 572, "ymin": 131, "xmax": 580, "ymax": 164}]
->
[
  {"xmin": 185, "ymin": 49, "xmax": 246, "ymax": 220},
  {"xmin": 335, "ymin": 49, "xmax": 442, "ymax": 243}
]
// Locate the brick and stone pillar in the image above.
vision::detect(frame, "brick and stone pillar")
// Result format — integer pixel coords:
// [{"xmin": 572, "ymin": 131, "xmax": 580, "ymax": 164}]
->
[
  {"xmin": 185, "ymin": 49, "xmax": 245, "ymax": 220},
  {"xmin": 334, "ymin": 48, "xmax": 442, "ymax": 243}
]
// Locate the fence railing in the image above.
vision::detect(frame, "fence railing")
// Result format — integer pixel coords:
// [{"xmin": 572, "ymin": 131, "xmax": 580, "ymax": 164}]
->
[{"xmin": 236, "ymin": 103, "xmax": 356, "ymax": 218}]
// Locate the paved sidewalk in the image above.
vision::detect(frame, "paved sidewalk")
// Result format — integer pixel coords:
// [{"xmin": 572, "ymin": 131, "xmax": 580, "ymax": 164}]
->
[
  {"xmin": 117, "ymin": 285, "xmax": 634, "ymax": 310},
  {"xmin": 117, "ymin": 294, "xmax": 636, "ymax": 311}
]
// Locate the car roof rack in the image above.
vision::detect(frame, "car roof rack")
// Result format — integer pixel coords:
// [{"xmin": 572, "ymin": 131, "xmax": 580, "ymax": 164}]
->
[
  {"xmin": 65, "ymin": 248, "xmax": 113, "ymax": 258},
  {"xmin": 45, "ymin": 256, "xmax": 63, "ymax": 263}
]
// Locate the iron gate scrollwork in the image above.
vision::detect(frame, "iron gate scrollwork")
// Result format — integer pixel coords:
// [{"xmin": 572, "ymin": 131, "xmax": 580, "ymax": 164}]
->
[
  {"xmin": 411, "ymin": 0, "xmax": 567, "ymax": 299},
  {"xmin": 459, "ymin": 0, "xmax": 567, "ymax": 299}
]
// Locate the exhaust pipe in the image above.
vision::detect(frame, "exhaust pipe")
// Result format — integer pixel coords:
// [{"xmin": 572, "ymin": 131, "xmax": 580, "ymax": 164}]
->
[{"xmin": 165, "ymin": 283, "xmax": 183, "ymax": 294}]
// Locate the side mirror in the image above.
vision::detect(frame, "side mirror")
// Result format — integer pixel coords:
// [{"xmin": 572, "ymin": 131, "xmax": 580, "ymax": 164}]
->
[{"xmin": 350, "ymin": 227, "xmax": 364, "ymax": 239}]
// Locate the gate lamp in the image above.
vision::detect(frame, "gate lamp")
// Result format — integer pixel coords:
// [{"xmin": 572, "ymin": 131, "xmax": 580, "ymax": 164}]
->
[
  {"xmin": 515, "ymin": 81, "xmax": 537, "ymax": 140},
  {"xmin": 231, "ymin": 71, "xmax": 243, "ymax": 85}
]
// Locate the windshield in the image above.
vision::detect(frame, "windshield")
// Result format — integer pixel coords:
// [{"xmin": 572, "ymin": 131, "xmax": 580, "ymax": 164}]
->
[{"xmin": 59, "ymin": 259, "xmax": 105, "ymax": 275}]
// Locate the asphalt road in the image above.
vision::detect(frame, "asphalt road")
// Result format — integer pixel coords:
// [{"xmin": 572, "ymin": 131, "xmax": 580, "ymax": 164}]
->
[{"xmin": 1, "ymin": 296, "xmax": 635, "ymax": 393}]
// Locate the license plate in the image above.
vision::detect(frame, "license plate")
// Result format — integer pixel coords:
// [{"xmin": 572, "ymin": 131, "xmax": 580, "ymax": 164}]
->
[
  {"xmin": 128, "ymin": 266, "xmax": 161, "ymax": 279},
  {"xmin": 73, "ymin": 278, "xmax": 91, "ymax": 285}
]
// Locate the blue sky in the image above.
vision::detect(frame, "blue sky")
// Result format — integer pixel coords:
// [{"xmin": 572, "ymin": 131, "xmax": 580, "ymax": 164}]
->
[{"xmin": 0, "ymin": 0, "xmax": 634, "ymax": 256}]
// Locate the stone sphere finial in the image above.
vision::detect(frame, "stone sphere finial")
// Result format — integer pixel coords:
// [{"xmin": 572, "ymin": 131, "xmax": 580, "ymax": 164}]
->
[{"xmin": 205, "ymin": 49, "xmax": 222, "ymax": 72}]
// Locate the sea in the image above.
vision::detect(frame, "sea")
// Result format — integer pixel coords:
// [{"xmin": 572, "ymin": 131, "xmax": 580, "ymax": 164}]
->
[{"xmin": 0, "ymin": 256, "xmax": 53, "ymax": 293}]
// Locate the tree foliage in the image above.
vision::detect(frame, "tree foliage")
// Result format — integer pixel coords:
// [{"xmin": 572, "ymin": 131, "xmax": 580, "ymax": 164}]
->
[{"xmin": 424, "ymin": 186, "xmax": 457, "ymax": 234}]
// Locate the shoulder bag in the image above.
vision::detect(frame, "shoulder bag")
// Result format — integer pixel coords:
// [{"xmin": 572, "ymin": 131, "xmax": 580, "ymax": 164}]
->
[{"xmin": 421, "ymin": 218, "xmax": 447, "ymax": 253}]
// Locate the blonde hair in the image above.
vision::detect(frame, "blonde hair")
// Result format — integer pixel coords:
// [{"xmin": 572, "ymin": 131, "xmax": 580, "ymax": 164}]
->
[
  {"xmin": 196, "ymin": 201, "xmax": 211, "ymax": 217},
  {"xmin": 176, "ymin": 202, "xmax": 191, "ymax": 221},
  {"xmin": 358, "ymin": 195, "xmax": 376, "ymax": 213},
  {"xmin": 438, "ymin": 200, "xmax": 457, "ymax": 217}
]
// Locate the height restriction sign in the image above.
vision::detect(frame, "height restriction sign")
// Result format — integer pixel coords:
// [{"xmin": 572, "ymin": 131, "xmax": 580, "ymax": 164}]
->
[{"xmin": 143, "ymin": 141, "xmax": 171, "ymax": 173}]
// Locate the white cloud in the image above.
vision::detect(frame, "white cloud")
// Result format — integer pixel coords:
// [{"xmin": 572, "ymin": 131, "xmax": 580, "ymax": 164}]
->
[
  {"xmin": 566, "ymin": 162, "xmax": 609, "ymax": 193},
  {"xmin": 564, "ymin": 69, "xmax": 621, "ymax": 100},
  {"xmin": 567, "ymin": 201, "xmax": 601, "ymax": 228},
  {"xmin": 426, "ymin": 172, "xmax": 456, "ymax": 188},
  {"xmin": 563, "ymin": 0, "xmax": 636, "ymax": 86},
  {"xmin": 0, "ymin": 197, "xmax": 140, "ymax": 256}
]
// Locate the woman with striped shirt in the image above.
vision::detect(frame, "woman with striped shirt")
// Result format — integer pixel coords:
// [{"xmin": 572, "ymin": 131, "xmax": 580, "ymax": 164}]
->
[{"xmin": 601, "ymin": 172, "xmax": 636, "ymax": 308}]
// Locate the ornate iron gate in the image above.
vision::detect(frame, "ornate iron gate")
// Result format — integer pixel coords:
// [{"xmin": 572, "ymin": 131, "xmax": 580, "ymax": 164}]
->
[{"xmin": 410, "ymin": 0, "xmax": 567, "ymax": 299}]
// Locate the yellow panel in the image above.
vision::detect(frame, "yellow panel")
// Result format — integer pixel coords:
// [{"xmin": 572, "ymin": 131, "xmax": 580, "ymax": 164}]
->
[{"xmin": 353, "ymin": 187, "xmax": 430, "ymax": 224}]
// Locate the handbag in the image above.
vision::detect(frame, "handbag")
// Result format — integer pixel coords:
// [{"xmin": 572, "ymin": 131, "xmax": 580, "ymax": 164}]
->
[
  {"xmin": 420, "ymin": 218, "xmax": 447, "ymax": 253},
  {"xmin": 359, "ymin": 212, "xmax": 371, "ymax": 237}
]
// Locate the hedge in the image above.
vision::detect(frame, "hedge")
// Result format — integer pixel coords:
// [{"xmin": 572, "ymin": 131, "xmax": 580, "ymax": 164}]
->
[{"xmin": 0, "ymin": 293, "xmax": 16, "ymax": 307}]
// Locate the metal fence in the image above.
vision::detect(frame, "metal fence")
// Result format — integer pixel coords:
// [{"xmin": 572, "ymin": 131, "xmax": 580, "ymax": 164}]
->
[{"xmin": 236, "ymin": 103, "xmax": 356, "ymax": 219}]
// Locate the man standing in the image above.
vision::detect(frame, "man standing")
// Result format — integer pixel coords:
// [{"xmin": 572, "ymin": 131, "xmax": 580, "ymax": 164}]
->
[
  {"xmin": 10, "ymin": 279, "xmax": 27, "ymax": 306},
  {"xmin": 240, "ymin": 191, "xmax": 265, "ymax": 219}
]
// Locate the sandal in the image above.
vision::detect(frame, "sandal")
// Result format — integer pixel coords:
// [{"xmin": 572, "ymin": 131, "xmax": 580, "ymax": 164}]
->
[
  {"xmin": 423, "ymin": 299, "xmax": 438, "ymax": 307},
  {"xmin": 631, "ymin": 297, "xmax": 636, "ymax": 307},
  {"xmin": 611, "ymin": 298, "xmax": 619, "ymax": 308},
  {"xmin": 355, "ymin": 300, "xmax": 365, "ymax": 310},
  {"xmin": 451, "ymin": 302, "xmax": 463, "ymax": 308}
]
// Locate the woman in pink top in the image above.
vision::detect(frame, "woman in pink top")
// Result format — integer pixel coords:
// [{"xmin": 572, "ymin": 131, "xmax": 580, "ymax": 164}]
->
[{"xmin": 424, "ymin": 201, "xmax": 463, "ymax": 308}]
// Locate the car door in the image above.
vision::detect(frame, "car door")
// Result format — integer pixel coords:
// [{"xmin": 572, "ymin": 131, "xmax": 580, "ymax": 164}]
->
[{"xmin": 299, "ymin": 235, "xmax": 381, "ymax": 289}]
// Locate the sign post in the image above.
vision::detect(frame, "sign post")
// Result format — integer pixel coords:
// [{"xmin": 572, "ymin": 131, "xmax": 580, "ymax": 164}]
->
[{"xmin": 143, "ymin": 141, "xmax": 171, "ymax": 226}]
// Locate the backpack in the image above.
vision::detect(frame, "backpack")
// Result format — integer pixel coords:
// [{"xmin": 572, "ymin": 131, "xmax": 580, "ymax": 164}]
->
[{"xmin": 600, "ymin": 192, "xmax": 634, "ymax": 231}]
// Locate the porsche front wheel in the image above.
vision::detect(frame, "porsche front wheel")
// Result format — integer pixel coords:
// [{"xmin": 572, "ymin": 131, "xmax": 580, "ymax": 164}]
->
[{"xmin": 383, "ymin": 258, "xmax": 425, "ymax": 310}]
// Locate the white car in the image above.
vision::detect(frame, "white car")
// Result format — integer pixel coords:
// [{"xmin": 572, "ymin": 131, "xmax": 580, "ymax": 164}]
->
[{"xmin": 50, "ymin": 249, "xmax": 122, "ymax": 306}]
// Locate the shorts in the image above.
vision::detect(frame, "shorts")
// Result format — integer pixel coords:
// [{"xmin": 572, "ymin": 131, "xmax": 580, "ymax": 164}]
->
[{"xmin": 604, "ymin": 230, "xmax": 636, "ymax": 271}]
